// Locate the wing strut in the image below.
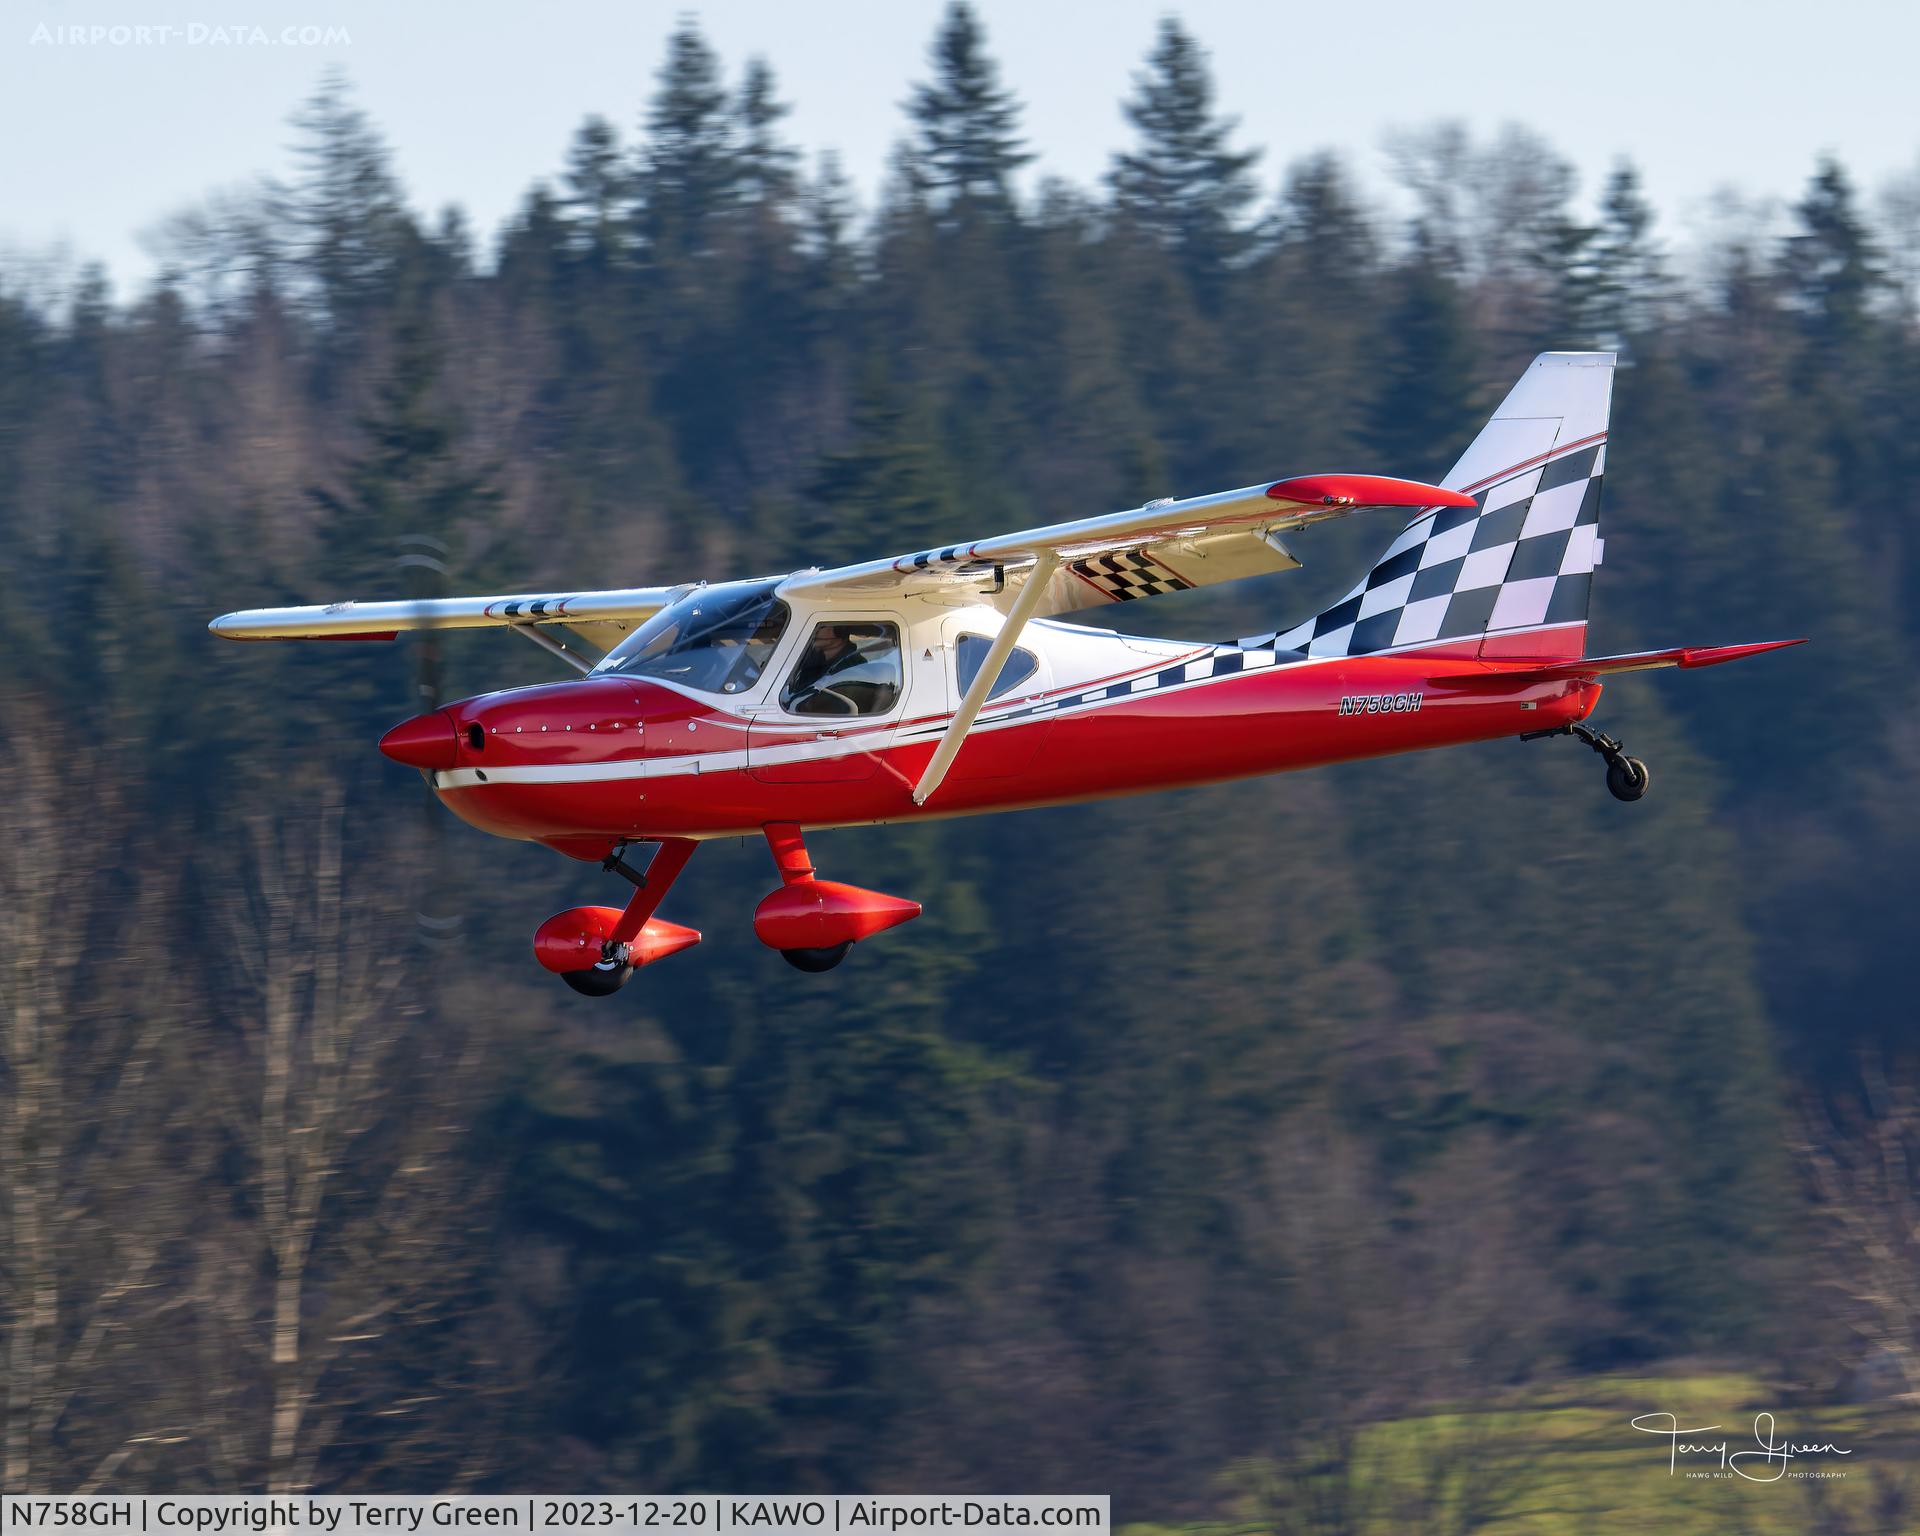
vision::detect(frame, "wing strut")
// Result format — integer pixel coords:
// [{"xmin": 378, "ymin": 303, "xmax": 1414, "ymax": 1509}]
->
[
  {"xmin": 911, "ymin": 552, "xmax": 1060, "ymax": 806},
  {"xmin": 510, "ymin": 622, "xmax": 597, "ymax": 675}
]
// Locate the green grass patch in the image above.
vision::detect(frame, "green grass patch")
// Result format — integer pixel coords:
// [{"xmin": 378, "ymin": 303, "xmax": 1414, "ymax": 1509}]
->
[{"xmin": 1122, "ymin": 1370, "xmax": 1918, "ymax": 1534}]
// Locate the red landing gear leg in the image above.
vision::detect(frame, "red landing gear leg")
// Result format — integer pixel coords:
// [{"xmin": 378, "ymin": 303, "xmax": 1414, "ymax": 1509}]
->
[
  {"xmin": 753, "ymin": 823, "xmax": 921, "ymax": 973},
  {"xmin": 603, "ymin": 839, "xmax": 699, "ymax": 956},
  {"xmin": 764, "ymin": 823, "xmax": 816, "ymax": 885},
  {"xmin": 533, "ymin": 839, "xmax": 702, "ymax": 996}
]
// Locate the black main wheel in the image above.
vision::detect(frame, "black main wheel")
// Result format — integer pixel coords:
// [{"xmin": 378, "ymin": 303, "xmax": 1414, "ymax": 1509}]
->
[
  {"xmin": 1605, "ymin": 755, "xmax": 1651, "ymax": 802},
  {"xmin": 561, "ymin": 960, "xmax": 634, "ymax": 996},
  {"xmin": 781, "ymin": 942, "xmax": 852, "ymax": 973}
]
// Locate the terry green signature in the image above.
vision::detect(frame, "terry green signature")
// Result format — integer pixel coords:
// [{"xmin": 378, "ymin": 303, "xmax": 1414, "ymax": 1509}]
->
[{"xmin": 1631, "ymin": 1412, "xmax": 1853, "ymax": 1482}]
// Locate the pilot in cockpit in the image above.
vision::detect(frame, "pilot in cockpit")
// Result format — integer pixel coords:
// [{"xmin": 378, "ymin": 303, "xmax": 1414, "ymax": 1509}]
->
[
  {"xmin": 791, "ymin": 625, "xmax": 857, "ymax": 689},
  {"xmin": 784, "ymin": 623, "xmax": 902, "ymax": 715}
]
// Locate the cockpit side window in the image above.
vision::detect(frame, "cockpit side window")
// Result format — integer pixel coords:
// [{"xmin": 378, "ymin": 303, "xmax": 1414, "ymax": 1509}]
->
[
  {"xmin": 780, "ymin": 621, "xmax": 903, "ymax": 717},
  {"xmin": 592, "ymin": 581, "xmax": 789, "ymax": 695},
  {"xmin": 954, "ymin": 634, "xmax": 1039, "ymax": 701}
]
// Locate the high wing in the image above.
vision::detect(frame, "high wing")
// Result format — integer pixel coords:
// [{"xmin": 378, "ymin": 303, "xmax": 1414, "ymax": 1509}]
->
[
  {"xmin": 208, "ymin": 585, "xmax": 688, "ymax": 663},
  {"xmin": 782, "ymin": 472, "xmax": 1475, "ymax": 619},
  {"xmin": 780, "ymin": 470, "xmax": 1475, "ymax": 807}
]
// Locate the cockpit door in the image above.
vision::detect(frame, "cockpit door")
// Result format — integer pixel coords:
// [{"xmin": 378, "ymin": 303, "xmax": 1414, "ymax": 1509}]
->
[{"xmin": 747, "ymin": 611, "xmax": 927, "ymax": 783}]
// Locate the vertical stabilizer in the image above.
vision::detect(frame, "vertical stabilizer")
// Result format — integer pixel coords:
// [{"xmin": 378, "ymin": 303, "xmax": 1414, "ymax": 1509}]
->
[{"xmin": 1249, "ymin": 352, "xmax": 1614, "ymax": 660}]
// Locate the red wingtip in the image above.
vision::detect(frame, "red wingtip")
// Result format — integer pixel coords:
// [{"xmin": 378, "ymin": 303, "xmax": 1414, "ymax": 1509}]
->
[{"xmin": 1266, "ymin": 473, "xmax": 1477, "ymax": 510}]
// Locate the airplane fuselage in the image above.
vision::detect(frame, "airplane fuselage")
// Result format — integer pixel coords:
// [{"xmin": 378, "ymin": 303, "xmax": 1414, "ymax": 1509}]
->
[{"xmin": 418, "ymin": 608, "xmax": 1600, "ymax": 859}]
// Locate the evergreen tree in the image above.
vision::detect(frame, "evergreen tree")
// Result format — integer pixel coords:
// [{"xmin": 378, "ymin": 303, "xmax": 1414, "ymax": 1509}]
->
[
  {"xmin": 307, "ymin": 243, "xmax": 499, "ymax": 729},
  {"xmin": 311, "ymin": 337, "xmax": 479, "ymax": 581},
  {"xmin": 1785, "ymin": 156, "xmax": 1882, "ymax": 358},
  {"xmin": 282, "ymin": 69, "xmax": 409, "ymax": 340},
  {"xmin": 1531, "ymin": 203, "xmax": 1598, "ymax": 348},
  {"xmin": 730, "ymin": 59, "xmax": 805, "ymax": 350},
  {"xmin": 735, "ymin": 58, "xmax": 800, "ymax": 209},
  {"xmin": 1588, "ymin": 160, "xmax": 1665, "ymax": 343},
  {"xmin": 0, "ymin": 293, "xmax": 47, "ymax": 543},
  {"xmin": 801, "ymin": 151, "xmax": 858, "ymax": 293},
  {"xmin": 1109, "ymin": 18, "xmax": 1261, "ymax": 287},
  {"xmin": 433, "ymin": 204, "xmax": 475, "ymax": 279},
  {"xmin": 494, "ymin": 183, "xmax": 568, "ymax": 319},
  {"xmin": 1272, "ymin": 151, "xmax": 1374, "ymax": 290},
  {"xmin": 1229, "ymin": 153, "xmax": 1380, "ymax": 482},
  {"xmin": 639, "ymin": 21, "xmax": 738, "ymax": 259},
  {"xmin": 803, "ymin": 361, "xmax": 955, "ymax": 568},
  {"xmin": 561, "ymin": 114, "xmax": 631, "ymax": 264},
  {"xmin": 1775, "ymin": 162, "xmax": 1881, "ymax": 526},
  {"xmin": 905, "ymin": 2, "xmax": 1032, "ymax": 218},
  {"xmin": 1369, "ymin": 225, "xmax": 1481, "ymax": 477}
]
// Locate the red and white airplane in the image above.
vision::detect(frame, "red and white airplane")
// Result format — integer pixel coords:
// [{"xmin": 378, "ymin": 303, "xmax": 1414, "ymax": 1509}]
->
[{"xmin": 213, "ymin": 352, "xmax": 1801, "ymax": 992}]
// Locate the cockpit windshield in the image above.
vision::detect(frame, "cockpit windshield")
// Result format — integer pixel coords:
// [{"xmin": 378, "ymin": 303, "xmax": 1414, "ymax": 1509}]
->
[{"xmin": 592, "ymin": 579, "xmax": 790, "ymax": 695}]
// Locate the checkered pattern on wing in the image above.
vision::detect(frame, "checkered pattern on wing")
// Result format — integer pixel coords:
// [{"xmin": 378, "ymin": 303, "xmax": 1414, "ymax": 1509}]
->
[
  {"xmin": 1244, "ymin": 443, "xmax": 1605, "ymax": 657},
  {"xmin": 1071, "ymin": 550, "xmax": 1195, "ymax": 602}
]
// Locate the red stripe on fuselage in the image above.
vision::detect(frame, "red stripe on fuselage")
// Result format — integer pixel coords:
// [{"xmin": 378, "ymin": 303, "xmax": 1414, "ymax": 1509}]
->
[{"xmin": 435, "ymin": 646, "xmax": 1600, "ymax": 842}]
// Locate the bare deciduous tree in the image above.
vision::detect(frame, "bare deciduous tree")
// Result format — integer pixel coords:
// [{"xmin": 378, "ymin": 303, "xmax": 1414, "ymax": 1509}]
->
[
  {"xmin": 1802, "ymin": 1066, "xmax": 1920, "ymax": 1401},
  {"xmin": 203, "ymin": 793, "xmax": 501, "ymax": 1491},
  {"xmin": 0, "ymin": 696, "xmax": 200, "ymax": 1492}
]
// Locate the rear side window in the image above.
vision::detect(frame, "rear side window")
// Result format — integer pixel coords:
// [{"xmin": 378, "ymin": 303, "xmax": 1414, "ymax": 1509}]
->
[{"xmin": 955, "ymin": 634, "xmax": 1039, "ymax": 701}]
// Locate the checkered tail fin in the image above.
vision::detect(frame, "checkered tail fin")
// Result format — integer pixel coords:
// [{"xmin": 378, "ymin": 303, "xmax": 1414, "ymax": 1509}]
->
[{"xmin": 1247, "ymin": 352, "xmax": 1615, "ymax": 661}]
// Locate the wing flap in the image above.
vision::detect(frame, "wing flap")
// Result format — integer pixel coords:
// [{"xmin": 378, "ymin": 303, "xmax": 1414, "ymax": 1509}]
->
[{"xmin": 786, "ymin": 472, "xmax": 1464, "ymax": 617}]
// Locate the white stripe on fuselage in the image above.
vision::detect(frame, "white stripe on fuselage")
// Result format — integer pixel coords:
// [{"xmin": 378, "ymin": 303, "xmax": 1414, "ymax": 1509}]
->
[
  {"xmin": 431, "ymin": 623, "xmax": 1583, "ymax": 792},
  {"xmin": 437, "ymin": 644, "xmax": 1209, "ymax": 789}
]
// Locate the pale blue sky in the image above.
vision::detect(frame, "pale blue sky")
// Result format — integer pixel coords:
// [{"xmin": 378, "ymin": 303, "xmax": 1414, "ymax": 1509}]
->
[{"xmin": 4, "ymin": 0, "xmax": 1917, "ymax": 290}]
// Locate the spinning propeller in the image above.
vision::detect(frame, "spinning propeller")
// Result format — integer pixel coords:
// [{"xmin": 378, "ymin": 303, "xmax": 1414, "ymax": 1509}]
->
[{"xmin": 396, "ymin": 533, "xmax": 463, "ymax": 945}]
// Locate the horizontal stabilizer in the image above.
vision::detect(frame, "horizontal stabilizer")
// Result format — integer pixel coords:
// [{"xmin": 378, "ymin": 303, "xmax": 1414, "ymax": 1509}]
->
[{"xmin": 1429, "ymin": 638, "xmax": 1806, "ymax": 686}]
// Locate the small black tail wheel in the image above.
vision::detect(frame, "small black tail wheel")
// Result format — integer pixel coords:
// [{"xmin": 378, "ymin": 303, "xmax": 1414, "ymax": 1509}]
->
[
  {"xmin": 781, "ymin": 942, "xmax": 852, "ymax": 973},
  {"xmin": 561, "ymin": 960, "xmax": 634, "ymax": 996},
  {"xmin": 1606, "ymin": 756, "xmax": 1651, "ymax": 802}
]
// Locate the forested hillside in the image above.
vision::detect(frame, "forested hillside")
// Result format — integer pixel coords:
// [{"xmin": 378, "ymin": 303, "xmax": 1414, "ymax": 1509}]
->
[{"xmin": 2, "ymin": 3, "xmax": 1916, "ymax": 1512}]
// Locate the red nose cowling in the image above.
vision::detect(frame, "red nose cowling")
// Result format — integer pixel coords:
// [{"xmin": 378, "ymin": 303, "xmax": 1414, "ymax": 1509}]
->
[{"xmin": 378, "ymin": 710, "xmax": 458, "ymax": 770}]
